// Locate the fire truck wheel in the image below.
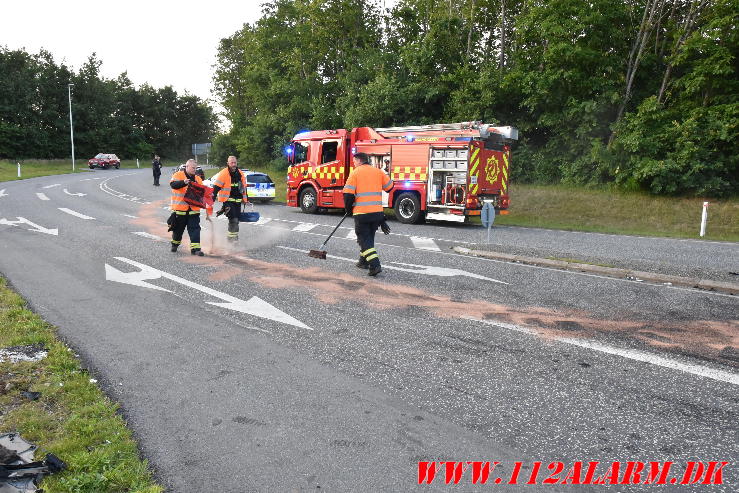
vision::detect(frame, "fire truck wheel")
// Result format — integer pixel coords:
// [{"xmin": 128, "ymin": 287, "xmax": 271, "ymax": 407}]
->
[
  {"xmin": 394, "ymin": 192, "xmax": 424, "ymax": 224},
  {"xmin": 299, "ymin": 187, "xmax": 318, "ymax": 214}
]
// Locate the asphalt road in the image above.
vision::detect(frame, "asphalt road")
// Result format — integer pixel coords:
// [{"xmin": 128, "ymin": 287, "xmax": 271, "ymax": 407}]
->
[{"xmin": 0, "ymin": 169, "xmax": 737, "ymax": 492}]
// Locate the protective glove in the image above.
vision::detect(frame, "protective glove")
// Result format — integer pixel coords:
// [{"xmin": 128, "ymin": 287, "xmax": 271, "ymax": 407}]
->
[
  {"xmin": 343, "ymin": 193, "xmax": 355, "ymax": 216},
  {"xmin": 216, "ymin": 205, "xmax": 230, "ymax": 217},
  {"xmin": 380, "ymin": 220, "xmax": 391, "ymax": 235}
]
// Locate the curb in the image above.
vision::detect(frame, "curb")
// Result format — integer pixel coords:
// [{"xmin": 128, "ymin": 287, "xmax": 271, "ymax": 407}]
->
[{"xmin": 452, "ymin": 247, "xmax": 739, "ymax": 295}]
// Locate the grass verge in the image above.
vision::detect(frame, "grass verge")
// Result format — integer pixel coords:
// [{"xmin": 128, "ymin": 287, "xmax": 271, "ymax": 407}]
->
[
  {"xmin": 0, "ymin": 276, "xmax": 163, "ymax": 492},
  {"xmin": 494, "ymin": 184, "xmax": 738, "ymax": 242}
]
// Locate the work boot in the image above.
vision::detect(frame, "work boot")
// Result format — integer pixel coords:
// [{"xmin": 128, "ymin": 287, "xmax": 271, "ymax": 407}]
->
[
  {"xmin": 191, "ymin": 250, "xmax": 204, "ymax": 256},
  {"xmin": 170, "ymin": 244, "xmax": 178, "ymax": 252},
  {"xmin": 355, "ymin": 259, "xmax": 369, "ymax": 269},
  {"xmin": 368, "ymin": 265, "xmax": 382, "ymax": 277}
]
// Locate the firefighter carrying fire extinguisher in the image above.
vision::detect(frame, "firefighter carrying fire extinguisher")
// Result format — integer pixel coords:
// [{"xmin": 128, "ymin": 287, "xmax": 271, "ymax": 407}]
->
[{"xmin": 342, "ymin": 152, "xmax": 394, "ymax": 276}]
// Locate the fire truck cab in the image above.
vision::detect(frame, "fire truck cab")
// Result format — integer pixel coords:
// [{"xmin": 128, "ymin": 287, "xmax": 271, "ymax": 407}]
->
[{"xmin": 286, "ymin": 122, "xmax": 518, "ymax": 224}]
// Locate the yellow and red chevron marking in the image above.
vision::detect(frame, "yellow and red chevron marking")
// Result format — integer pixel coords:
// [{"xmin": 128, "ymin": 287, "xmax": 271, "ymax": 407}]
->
[
  {"xmin": 469, "ymin": 146, "xmax": 480, "ymax": 195},
  {"xmin": 391, "ymin": 166, "xmax": 427, "ymax": 181},
  {"xmin": 501, "ymin": 152, "xmax": 509, "ymax": 193},
  {"xmin": 310, "ymin": 166, "xmax": 344, "ymax": 180}
]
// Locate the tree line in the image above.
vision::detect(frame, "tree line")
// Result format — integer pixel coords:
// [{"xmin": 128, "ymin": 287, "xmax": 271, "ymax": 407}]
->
[
  {"xmin": 0, "ymin": 48, "xmax": 217, "ymax": 161},
  {"xmin": 213, "ymin": 0, "xmax": 737, "ymax": 197}
]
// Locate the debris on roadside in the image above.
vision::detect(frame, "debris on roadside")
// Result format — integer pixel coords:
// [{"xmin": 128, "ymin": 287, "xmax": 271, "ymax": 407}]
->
[
  {"xmin": 0, "ymin": 433, "xmax": 65, "ymax": 492},
  {"xmin": 0, "ymin": 345, "xmax": 48, "ymax": 364}
]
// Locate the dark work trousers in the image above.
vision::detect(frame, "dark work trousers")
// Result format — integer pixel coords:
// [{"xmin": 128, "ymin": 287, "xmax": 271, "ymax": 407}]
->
[
  {"xmin": 225, "ymin": 201, "xmax": 242, "ymax": 240},
  {"xmin": 354, "ymin": 212, "xmax": 385, "ymax": 268},
  {"xmin": 171, "ymin": 212, "xmax": 202, "ymax": 251},
  {"xmin": 153, "ymin": 170, "xmax": 161, "ymax": 186}
]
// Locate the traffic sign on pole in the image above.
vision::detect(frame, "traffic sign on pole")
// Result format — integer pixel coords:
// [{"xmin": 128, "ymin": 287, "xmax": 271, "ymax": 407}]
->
[{"xmin": 481, "ymin": 202, "xmax": 495, "ymax": 243}]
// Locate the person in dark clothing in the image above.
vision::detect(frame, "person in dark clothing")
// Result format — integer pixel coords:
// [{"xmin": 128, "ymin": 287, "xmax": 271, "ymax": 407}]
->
[
  {"xmin": 169, "ymin": 159, "xmax": 206, "ymax": 256},
  {"xmin": 152, "ymin": 155, "xmax": 163, "ymax": 186},
  {"xmin": 211, "ymin": 155, "xmax": 249, "ymax": 242}
]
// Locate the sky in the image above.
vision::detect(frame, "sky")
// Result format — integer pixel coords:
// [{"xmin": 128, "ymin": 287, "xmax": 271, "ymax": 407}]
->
[{"xmin": 2, "ymin": 1, "xmax": 265, "ymax": 110}]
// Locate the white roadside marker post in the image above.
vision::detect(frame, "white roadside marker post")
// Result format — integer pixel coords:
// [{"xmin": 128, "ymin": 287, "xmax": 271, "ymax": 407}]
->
[
  {"xmin": 700, "ymin": 201, "xmax": 709, "ymax": 237},
  {"xmin": 137, "ymin": 158, "xmax": 140, "ymax": 169},
  {"xmin": 17, "ymin": 162, "xmax": 20, "ymax": 178}
]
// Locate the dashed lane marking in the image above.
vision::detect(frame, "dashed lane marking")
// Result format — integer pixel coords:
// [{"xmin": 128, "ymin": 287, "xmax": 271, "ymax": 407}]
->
[
  {"xmin": 36, "ymin": 193, "xmax": 50, "ymax": 201},
  {"xmin": 42, "ymin": 184, "xmax": 61, "ymax": 189},
  {"xmin": 410, "ymin": 236, "xmax": 441, "ymax": 251},
  {"xmin": 292, "ymin": 223, "xmax": 318, "ymax": 232},
  {"xmin": 58, "ymin": 208, "xmax": 95, "ymax": 220},
  {"xmin": 133, "ymin": 231, "xmax": 165, "ymax": 241}
]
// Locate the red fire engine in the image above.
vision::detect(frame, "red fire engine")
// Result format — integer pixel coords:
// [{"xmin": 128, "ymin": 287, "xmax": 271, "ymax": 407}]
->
[{"xmin": 285, "ymin": 122, "xmax": 518, "ymax": 224}]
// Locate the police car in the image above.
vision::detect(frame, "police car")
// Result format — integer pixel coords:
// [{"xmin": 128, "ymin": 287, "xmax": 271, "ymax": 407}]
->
[{"xmin": 202, "ymin": 169, "xmax": 275, "ymax": 203}]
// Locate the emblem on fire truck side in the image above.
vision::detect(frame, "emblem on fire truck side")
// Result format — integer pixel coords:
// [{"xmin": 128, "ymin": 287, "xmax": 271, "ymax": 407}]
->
[{"xmin": 486, "ymin": 155, "xmax": 501, "ymax": 184}]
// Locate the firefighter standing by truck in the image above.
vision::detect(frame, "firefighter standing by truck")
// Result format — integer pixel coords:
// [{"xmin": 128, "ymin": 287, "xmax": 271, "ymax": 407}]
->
[
  {"xmin": 211, "ymin": 155, "xmax": 249, "ymax": 242},
  {"xmin": 169, "ymin": 159, "xmax": 205, "ymax": 256},
  {"xmin": 343, "ymin": 152, "xmax": 394, "ymax": 277}
]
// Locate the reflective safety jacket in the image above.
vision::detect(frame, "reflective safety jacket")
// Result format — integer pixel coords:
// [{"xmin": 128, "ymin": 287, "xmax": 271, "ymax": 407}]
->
[
  {"xmin": 212, "ymin": 167, "xmax": 248, "ymax": 203},
  {"xmin": 342, "ymin": 165, "xmax": 394, "ymax": 215},
  {"xmin": 170, "ymin": 171, "xmax": 204, "ymax": 212}
]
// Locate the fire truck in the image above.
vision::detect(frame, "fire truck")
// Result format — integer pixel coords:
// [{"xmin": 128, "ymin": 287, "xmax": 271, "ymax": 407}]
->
[{"xmin": 285, "ymin": 122, "xmax": 518, "ymax": 224}]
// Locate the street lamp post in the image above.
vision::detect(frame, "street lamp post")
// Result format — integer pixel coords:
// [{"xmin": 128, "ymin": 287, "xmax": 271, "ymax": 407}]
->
[{"xmin": 67, "ymin": 83, "xmax": 75, "ymax": 172}]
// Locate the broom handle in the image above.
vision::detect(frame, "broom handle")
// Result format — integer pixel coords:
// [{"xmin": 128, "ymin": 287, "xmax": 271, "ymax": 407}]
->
[{"xmin": 319, "ymin": 213, "xmax": 349, "ymax": 249}]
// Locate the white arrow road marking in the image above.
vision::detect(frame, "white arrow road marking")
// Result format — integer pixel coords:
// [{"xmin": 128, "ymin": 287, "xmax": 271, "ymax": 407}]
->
[
  {"xmin": 345, "ymin": 229, "xmax": 357, "ymax": 240},
  {"xmin": 105, "ymin": 263, "xmax": 171, "ymax": 292},
  {"xmin": 292, "ymin": 222, "xmax": 318, "ymax": 232},
  {"xmin": 133, "ymin": 231, "xmax": 165, "ymax": 241},
  {"xmin": 58, "ymin": 208, "xmax": 95, "ymax": 220},
  {"xmin": 123, "ymin": 214, "xmax": 139, "ymax": 219},
  {"xmin": 63, "ymin": 188, "xmax": 86, "ymax": 197},
  {"xmin": 108, "ymin": 257, "xmax": 312, "ymax": 330},
  {"xmin": 42, "ymin": 184, "xmax": 61, "ymax": 189},
  {"xmin": 253, "ymin": 217, "xmax": 272, "ymax": 226},
  {"xmin": 36, "ymin": 193, "xmax": 50, "ymax": 201},
  {"xmin": 410, "ymin": 236, "xmax": 440, "ymax": 251},
  {"xmin": 471, "ymin": 318, "xmax": 739, "ymax": 386},
  {"xmin": 277, "ymin": 246, "xmax": 508, "ymax": 284},
  {"xmin": 0, "ymin": 217, "xmax": 58, "ymax": 235},
  {"xmin": 0, "ymin": 189, "xmax": 7, "ymax": 198}
]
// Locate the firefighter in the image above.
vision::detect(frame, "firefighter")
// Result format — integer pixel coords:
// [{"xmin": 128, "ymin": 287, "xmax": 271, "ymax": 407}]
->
[
  {"xmin": 343, "ymin": 152, "xmax": 394, "ymax": 276},
  {"xmin": 169, "ymin": 159, "xmax": 205, "ymax": 256},
  {"xmin": 211, "ymin": 155, "xmax": 249, "ymax": 242}
]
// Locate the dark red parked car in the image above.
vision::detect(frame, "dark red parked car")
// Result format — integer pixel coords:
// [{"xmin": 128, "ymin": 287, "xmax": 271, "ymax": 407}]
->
[{"xmin": 88, "ymin": 153, "xmax": 120, "ymax": 169}]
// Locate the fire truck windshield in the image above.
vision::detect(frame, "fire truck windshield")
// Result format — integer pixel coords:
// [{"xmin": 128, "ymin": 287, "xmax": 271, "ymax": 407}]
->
[{"xmin": 292, "ymin": 141, "xmax": 309, "ymax": 163}]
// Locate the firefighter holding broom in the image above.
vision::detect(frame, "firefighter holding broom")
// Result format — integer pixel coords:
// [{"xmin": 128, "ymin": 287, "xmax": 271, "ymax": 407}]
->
[
  {"xmin": 211, "ymin": 155, "xmax": 249, "ymax": 242},
  {"xmin": 168, "ymin": 159, "xmax": 210, "ymax": 256},
  {"xmin": 342, "ymin": 152, "xmax": 394, "ymax": 276}
]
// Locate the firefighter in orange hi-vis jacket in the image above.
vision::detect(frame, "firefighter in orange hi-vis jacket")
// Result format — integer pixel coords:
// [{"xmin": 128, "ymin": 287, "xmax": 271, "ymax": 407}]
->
[
  {"xmin": 342, "ymin": 152, "xmax": 394, "ymax": 277},
  {"xmin": 169, "ymin": 159, "xmax": 206, "ymax": 256},
  {"xmin": 211, "ymin": 155, "xmax": 249, "ymax": 242}
]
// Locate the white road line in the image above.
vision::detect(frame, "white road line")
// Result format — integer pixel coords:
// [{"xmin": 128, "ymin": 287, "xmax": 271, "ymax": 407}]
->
[
  {"xmin": 253, "ymin": 217, "xmax": 272, "ymax": 226},
  {"xmin": 63, "ymin": 188, "xmax": 86, "ymax": 197},
  {"xmin": 410, "ymin": 236, "xmax": 441, "ymax": 251},
  {"xmin": 42, "ymin": 184, "xmax": 61, "ymax": 189},
  {"xmin": 99, "ymin": 174, "xmax": 148, "ymax": 204},
  {"xmin": 133, "ymin": 232, "xmax": 165, "ymax": 241},
  {"xmin": 36, "ymin": 193, "xmax": 50, "ymax": 201},
  {"xmin": 58, "ymin": 208, "xmax": 95, "ymax": 220},
  {"xmin": 123, "ymin": 214, "xmax": 139, "ymax": 219},
  {"xmin": 292, "ymin": 223, "xmax": 318, "ymax": 232},
  {"xmin": 0, "ymin": 189, "xmax": 6, "ymax": 198},
  {"xmin": 473, "ymin": 318, "xmax": 739, "ymax": 386},
  {"xmin": 345, "ymin": 229, "xmax": 357, "ymax": 240}
]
